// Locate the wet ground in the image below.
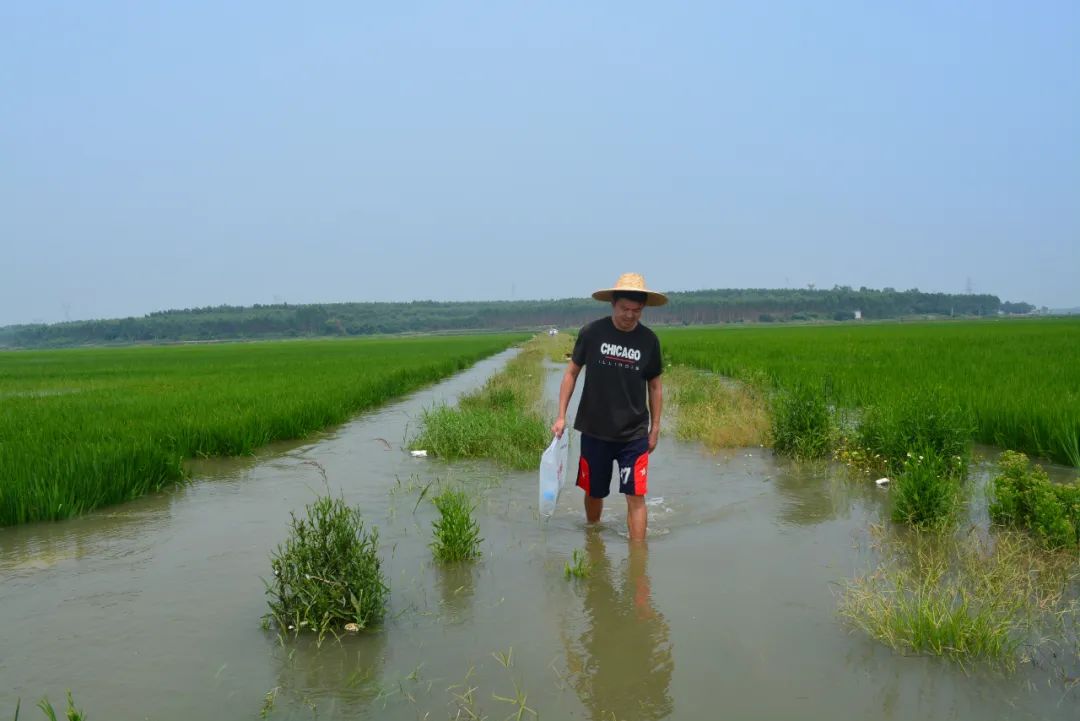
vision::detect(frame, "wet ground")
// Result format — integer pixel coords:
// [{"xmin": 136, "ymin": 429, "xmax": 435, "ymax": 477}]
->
[{"xmin": 2, "ymin": 349, "xmax": 1078, "ymax": 720}]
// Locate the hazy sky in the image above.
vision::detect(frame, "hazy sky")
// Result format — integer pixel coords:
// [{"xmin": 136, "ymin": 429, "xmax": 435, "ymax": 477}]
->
[{"xmin": 2, "ymin": 2, "xmax": 1077, "ymax": 326}]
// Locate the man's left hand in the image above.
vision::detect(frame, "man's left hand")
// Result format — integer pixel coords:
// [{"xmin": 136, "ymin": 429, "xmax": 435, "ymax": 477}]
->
[{"xmin": 647, "ymin": 428, "xmax": 660, "ymax": 453}]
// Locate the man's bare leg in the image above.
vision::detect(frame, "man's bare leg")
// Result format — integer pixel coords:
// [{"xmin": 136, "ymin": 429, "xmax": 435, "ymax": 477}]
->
[
  {"xmin": 626, "ymin": 495, "xmax": 647, "ymax": 541},
  {"xmin": 584, "ymin": 494, "xmax": 604, "ymax": 523}
]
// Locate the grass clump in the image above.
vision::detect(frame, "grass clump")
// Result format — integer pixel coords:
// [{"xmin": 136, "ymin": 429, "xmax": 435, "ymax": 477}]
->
[
  {"xmin": 564, "ymin": 548, "xmax": 591, "ymax": 579},
  {"xmin": 431, "ymin": 487, "xmax": 483, "ymax": 562},
  {"xmin": 770, "ymin": 382, "xmax": 834, "ymax": 460},
  {"xmin": 855, "ymin": 389, "xmax": 973, "ymax": 478},
  {"xmin": 990, "ymin": 451, "xmax": 1080, "ymax": 549},
  {"xmin": 666, "ymin": 366, "xmax": 769, "ymax": 449},
  {"xmin": 840, "ymin": 526, "xmax": 1079, "ymax": 670},
  {"xmin": 891, "ymin": 447, "xmax": 963, "ymax": 527},
  {"xmin": 411, "ymin": 334, "xmax": 570, "ymax": 469},
  {"xmin": 265, "ymin": 495, "xmax": 387, "ymax": 642}
]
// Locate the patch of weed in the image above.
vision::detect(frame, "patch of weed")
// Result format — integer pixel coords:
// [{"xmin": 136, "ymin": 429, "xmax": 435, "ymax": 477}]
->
[
  {"xmin": 990, "ymin": 450, "xmax": 1080, "ymax": 549},
  {"xmin": 431, "ymin": 487, "xmax": 483, "ymax": 562},
  {"xmin": 840, "ymin": 525, "xmax": 1079, "ymax": 670},
  {"xmin": 771, "ymin": 382, "xmax": 833, "ymax": 460},
  {"xmin": 564, "ymin": 548, "xmax": 590, "ymax": 579},
  {"xmin": 265, "ymin": 494, "xmax": 388, "ymax": 642}
]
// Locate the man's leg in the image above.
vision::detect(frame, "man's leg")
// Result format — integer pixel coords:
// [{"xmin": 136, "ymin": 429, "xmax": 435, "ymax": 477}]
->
[
  {"xmin": 616, "ymin": 436, "xmax": 651, "ymax": 541},
  {"xmin": 577, "ymin": 435, "xmax": 613, "ymax": 524},
  {"xmin": 626, "ymin": 494, "xmax": 647, "ymax": 540},
  {"xmin": 585, "ymin": 494, "xmax": 604, "ymax": 523}
]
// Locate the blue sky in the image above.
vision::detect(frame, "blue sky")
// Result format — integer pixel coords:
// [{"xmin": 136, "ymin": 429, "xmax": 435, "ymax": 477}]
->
[{"xmin": 2, "ymin": 1, "xmax": 1077, "ymax": 325}]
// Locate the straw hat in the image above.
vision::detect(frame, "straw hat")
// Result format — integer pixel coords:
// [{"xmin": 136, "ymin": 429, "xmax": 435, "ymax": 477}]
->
[{"xmin": 591, "ymin": 272, "xmax": 668, "ymax": 307}]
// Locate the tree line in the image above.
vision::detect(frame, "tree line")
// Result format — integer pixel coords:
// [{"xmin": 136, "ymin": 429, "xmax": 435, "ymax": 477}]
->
[{"xmin": 0, "ymin": 287, "xmax": 1034, "ymax": 348}]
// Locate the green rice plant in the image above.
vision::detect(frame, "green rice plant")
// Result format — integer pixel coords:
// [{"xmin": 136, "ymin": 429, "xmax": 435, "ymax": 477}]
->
[
  {"xmin": 840, "ymin": 526, "xmax": 1079, "ymax": 669},
  {"xmin": 411, "ymin": 334, "xmax": 569, "ymax": 469},
  {"xmin": 431, "ymin": 487, "xmax": 483, "ymax": 562},
  {"xmin": 564, "ymin": 548, "xmax": 590, "ymax": 579},
  {"xmin": 34, "ymin": 692, "xmax": 84, "ymax": 721},
  {"xmin": 265, "ymin": 495, "xmax": 388, "ymax": 642},
  {"xmin": 855, "ymin": 390, "xmax": 973, "ymax": 477},
  {"xmin": 890, "ymin": 447, "xmax": 962, "ymax": 527},
  {"xmin": 0, "ymin": 333, "xmax": 525, "ymax": 526},
  {"xmin": 990, "ymin": 451, "xmax": 1080, "ymax": 549},
  {"xmin": 770, "ymin": 382, "xmax": 833, "ymax": 460}
]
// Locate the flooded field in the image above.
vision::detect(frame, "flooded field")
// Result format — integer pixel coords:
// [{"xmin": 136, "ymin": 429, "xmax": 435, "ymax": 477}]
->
[{"xmin": 3, "ymin": 350, "xmax": 1078, "ymax": 720}]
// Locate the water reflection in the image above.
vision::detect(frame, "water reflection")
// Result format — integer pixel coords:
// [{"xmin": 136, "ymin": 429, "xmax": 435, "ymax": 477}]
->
[
  {"xmin": 563, "ymin": 531, "xmax": 673, "ymax": 721},
  {"xmin": 436, "ymin": 562, "xmax": 476, "ymax": 622},
  {"xmin": 269, "ymin": 631, "xmax": 387, "ymax": 718},
  {"xmin": 771, "ymin": 459, "xmax": 877, "ymax": 527}
]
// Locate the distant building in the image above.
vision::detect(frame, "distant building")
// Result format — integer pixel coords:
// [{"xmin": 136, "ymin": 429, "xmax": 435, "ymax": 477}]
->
[
  {"xmin": 547, "ymin": 327, "xmax": 558, "ymax": 336},
  {"xmin": 854, "ymin": 310, "xmax": 862, "ymax": 320}
]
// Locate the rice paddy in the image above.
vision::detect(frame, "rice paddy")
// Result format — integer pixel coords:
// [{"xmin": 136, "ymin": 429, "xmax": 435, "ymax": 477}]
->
[
  {"xmin": 0, "ymin": 334, "xmax": 524, "ymax": 526},
  {"xmin": 659, "ymin": 318, "xmax": 1080, "ymax": 467},
  {"xmin": 5, "ymin": 329, "xmax": 1080, "ymax": 719}
]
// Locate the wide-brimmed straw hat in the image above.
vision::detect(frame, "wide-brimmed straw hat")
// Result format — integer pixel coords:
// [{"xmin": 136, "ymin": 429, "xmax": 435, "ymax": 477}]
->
[{"xmin": 591, "ymin": 272, "xmax": 668, "ymax": 307}]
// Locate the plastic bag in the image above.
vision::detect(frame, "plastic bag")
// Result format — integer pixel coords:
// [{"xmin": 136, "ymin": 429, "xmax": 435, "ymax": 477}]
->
[{"xmin": 538, "ymin": 432, "xmax": 570, "ymax": 518}]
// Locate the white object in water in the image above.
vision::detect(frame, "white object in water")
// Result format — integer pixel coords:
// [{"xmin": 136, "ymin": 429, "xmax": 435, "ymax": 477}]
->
[
  {"xmin": 410, "ymin": 450, "xmax": 428, "ymax": 458},
  {"xmin": 539, "ymin": 432, "xmax": 570, "ymax": 518},
  {"xmin": 875, "ymin": 477, "xmax": 890, "ymax": 487}
]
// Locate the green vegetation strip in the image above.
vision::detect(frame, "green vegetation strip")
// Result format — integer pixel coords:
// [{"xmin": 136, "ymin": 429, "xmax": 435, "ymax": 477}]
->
[
  {"xmin": 660, "ymin": 319, "xmax": 1080, "ymax": 466},
  {"xmin": 0, "ymin": 334, "xmax": 524, "ymax": 526},
  {"xmin": 411, "ymin": 334, "xmax": 572, "ymax": 469},
  {"xmin": 665, "ymin": 365, "xmax": 769, "ymax": 450}
]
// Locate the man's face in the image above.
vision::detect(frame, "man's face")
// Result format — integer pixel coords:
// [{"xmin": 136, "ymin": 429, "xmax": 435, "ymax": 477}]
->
[{"xmin": 611, "ymin": 297, "xmax": 645, "ymax": 331}]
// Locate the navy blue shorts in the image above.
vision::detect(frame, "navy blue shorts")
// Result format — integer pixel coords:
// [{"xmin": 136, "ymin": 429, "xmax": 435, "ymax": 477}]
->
[{"xmin": 576, "ymin": 434, "xmax": 650, "ymax": 498}]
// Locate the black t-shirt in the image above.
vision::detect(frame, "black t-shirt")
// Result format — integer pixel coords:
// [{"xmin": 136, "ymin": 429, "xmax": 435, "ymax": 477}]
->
[{"xmin": 572, "ymin": 317, "xmax": 663, "ymax": 442}]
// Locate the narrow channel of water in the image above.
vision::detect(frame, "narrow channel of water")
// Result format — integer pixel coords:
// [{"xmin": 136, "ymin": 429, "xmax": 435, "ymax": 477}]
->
[{"xmin": 2, "ymin": 349, "xmax": 1078, "ymax": 720}]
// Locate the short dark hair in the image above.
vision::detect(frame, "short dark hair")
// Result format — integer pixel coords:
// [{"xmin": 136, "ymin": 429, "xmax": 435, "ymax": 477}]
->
[{"xmin": 611, "ymin": 290, "xmax": 648, "ymax": 305}]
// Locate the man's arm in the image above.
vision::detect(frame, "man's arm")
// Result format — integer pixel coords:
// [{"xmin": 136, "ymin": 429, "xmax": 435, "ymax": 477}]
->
[
  {"xmin": 647, "ymin": 375, "xmax": 663, "ymax": 453},
  {"xmin": 551, "ymin": 361, "xmax": 582, "ymax": 438}
]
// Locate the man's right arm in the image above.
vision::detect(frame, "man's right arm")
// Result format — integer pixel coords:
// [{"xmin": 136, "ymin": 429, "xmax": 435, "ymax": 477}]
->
[{"xmin": 551, "ymin": 360, "xmax": 582, "ymax": 438}]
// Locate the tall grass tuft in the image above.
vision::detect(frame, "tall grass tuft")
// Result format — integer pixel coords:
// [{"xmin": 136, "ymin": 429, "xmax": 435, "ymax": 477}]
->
[
  {"xmin": 770, "ymin": 382, "xmax": 833, "ymax": 459},
  {"xmin": 840, "ymin": 526, "xmax": 1079, "ymax": 669},
  {"xmin": 856, "ymin": 389, "xmax": 972, "ymax": 477},
  {"xmin": 990, "ymin": 451, "xmax": 1080, "ymax": 549},
  {"xmin": 431, "ymin": 487, "xmax": 483, "ymax": 562},
  {"xmin": 265, "ymin": 495, "xmax": 388, "ymax": 642},
  {"xmin": 890, "ymin": 447, "xmax": 962, "ymax": 526}
]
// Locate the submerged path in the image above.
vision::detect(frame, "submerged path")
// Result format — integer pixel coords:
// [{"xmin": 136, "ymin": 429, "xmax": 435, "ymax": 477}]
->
[{"xmin": 2, "ymin": 349, "xmax": 1077, "ymax": 720}]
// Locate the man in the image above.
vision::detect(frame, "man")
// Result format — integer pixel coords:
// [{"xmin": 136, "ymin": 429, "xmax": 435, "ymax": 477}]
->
[{"xmin": 551, "ymin": 272, "xmax": 665, "ymax": 541}]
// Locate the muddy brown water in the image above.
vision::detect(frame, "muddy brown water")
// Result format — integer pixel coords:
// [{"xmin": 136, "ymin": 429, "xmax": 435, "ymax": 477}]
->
[{"xmin": 2, "ymin": 350, "xmax": 1078, "ymax": 720}]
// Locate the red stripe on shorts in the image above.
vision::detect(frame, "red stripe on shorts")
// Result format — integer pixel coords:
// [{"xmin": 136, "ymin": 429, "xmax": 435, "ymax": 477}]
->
[
  {"xmin": 576, "ymin": 457, "xmax": 591, "ymax": 495},
  {"xmin": 633, "ymin": 453, "xmax": 649, "ymax": 496}
]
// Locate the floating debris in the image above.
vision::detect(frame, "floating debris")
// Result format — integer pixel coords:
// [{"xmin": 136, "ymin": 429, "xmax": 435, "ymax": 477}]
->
[
  {"xmin": 410, "ymin": 450, "xmax": 428, "ymax": 458},
  {"xmin": 875, "ymin": 477, "xmax": 890, "ymax": 488}
]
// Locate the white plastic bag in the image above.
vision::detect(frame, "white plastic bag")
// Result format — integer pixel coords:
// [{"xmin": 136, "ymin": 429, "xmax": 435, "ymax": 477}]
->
[{"xmin": 538, "ymin": 432, "xmax": 570, "ymax": 518}]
